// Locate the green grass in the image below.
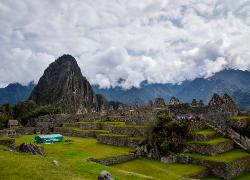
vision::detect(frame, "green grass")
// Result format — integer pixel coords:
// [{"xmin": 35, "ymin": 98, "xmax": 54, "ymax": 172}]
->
[
  {"xmin": 112, "ymin": 158, "xmax": 207, "ymax": 180},
  {"xmin": 192, "ymin": 129, "xmax": 217, "ymax": 136},
  {"xmin": 0, "ymin": 135, "xmax": 210, "ymax": 180},
  {"xmin": 188, "ymin": 137, "xmax": 230, "ymax": 145},
  {"xmin": 186, "ymin": 149, "xmax": 250, "ymax": 163},
  {"xmin": 99, "ymin": 133, "xmax": 129, "ymax": 137},
  {"xmin": 76, "ymin": 121, "xmax": 126, "ymax": 125},
  {"xmin": 230, "ymin": 115, "xmax": 250, "ymax": 121},
  {"xmin": 71, "ymin": 128, "xmax": 109, "ymax": 133},
  {"xmin": 128, "ymin": 137, "xmax": 144, "ymax": 141},
  {"xmin": 114, "ymin": 124, "xmax": 147, "ymax": 128},
  {"xmin": 0, "ymin": 137, "xmax": 14, "ymax": 140},
  {"xmin": 2, "ymin": 135, "xmax": 153, "ymax": 180},
  {"xmin": 233, "ymin": 172, "xmax": 250, "ymax": 180}
]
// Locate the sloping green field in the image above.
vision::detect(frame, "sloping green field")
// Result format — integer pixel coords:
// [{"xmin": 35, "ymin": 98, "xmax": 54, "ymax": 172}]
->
[{"xmin": 0, "ymin": 135, "xmax": 207, "ymax": 180}]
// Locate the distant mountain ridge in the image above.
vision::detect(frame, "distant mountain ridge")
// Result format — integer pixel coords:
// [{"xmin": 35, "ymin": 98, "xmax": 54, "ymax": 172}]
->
[
  {"xmin": 93, "ymin": 69, "xmax": 250, "ymax": 111},
  {"xmin": 0, "ymin": 69, "xmax": 250, "ymax": 111},
  {"xmin": 0, "ymin": 82, "xmax": 35, "ymax": 105}
]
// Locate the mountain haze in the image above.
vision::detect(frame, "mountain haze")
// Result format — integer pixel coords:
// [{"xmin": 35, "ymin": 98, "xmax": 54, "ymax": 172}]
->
[
  {"xmin": 0, "ymin": 82, "xmax": 35, "ymax": 105},
  {"xmin": 1, "ymin": 69, "xmax": 250, "ymax": 111}
]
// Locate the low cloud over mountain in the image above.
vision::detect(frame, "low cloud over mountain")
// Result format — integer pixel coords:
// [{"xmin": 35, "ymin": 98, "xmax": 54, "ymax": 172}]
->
[{"xmin": 0, "ymin": 1, "xmax": 250, "ymax": 88}]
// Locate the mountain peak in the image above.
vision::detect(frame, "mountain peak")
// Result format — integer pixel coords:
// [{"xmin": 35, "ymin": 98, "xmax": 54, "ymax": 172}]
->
[{"xmin": 29, "ymin": 55, "xmax": 97, "ymax": 113}]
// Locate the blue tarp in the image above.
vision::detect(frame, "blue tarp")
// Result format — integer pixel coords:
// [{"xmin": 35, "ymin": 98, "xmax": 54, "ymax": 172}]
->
[{"xmin": 35, "ymin": 134, "xmax": 64, "ymax": 144}]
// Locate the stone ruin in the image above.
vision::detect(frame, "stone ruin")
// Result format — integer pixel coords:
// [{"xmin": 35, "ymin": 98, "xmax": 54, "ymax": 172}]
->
[
  {"xmin": 208, "ymin": 93, "xmax": 224, "ymax": 106},
  {"xmin": 209, "ymin": 93, "xmax": 239, "ymax": 115},
  {"xmin": 169, "ymin": 96, "xmax": 182, "ymax": 105},
  {"xmin": 191, "ymin": 99, "xmax": 204, "ymax": 107},
  {"xmin": 152, "ymin": 97, "xmax": 166, "ymax": 108}
]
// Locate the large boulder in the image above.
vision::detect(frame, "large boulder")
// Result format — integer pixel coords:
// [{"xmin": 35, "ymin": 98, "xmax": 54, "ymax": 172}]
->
[
  {"xmin": 19, "ymin": 143, "xmax": 45, "ymax": 155},
  {"xmin": 29, "ymin": 54, "xmax": 99, "ymax": 113},
  {"xmin": 98, "ymin": 170, "xmax": 114, "ymax": 180}
]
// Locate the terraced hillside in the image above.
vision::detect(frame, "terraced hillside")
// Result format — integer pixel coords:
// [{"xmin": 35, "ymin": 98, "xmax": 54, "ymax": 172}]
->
[
  {"xmin": 52, "ymin": 114, "xmax": 250, "ymax": 179},
  {"xmin": 55, "ymin": 120, "xmax": 148, "ymax": 147},
  {"xmin": 181, "ymin": 125, "xmax": 250, "ymax": 179}
]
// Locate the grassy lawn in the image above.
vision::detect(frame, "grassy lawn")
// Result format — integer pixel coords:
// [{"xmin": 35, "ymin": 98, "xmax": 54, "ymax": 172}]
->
[
  {"xmin": 112, "ymin": 158, "xmax": 207, "ymax": 180},
  {"xmin": 0, "ymin": 135, "xmax": 208, "ymax": 180},
  {"xmin": 230, "ymin": 115, "xmax": 250, "ymax": 121},
  {"xmin": 188, "ymin": 137, "xmax": 230, "ymax": 145},
  {"xmin": 186, "ymin": 149, "xmax": 250, "ymax": 163},
  {"xmin": 192, "ymin": 129, "xmax": 217, "ymax": 136},
  {"xmin": 1, "ymin": 135, "xmax": 147, "ymax": 180}
]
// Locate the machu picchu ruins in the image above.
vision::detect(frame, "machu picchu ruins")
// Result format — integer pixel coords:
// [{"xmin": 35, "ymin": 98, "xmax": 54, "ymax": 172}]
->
[
  {"xmin": 1, "ymin": 1, "xmax": 250, "ymax": 179},
  {"xmin": 1, "ymin": 54, "xmax": 250, "ymax": 180}
]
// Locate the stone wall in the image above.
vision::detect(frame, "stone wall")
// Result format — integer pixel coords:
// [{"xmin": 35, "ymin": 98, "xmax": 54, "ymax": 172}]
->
[
  {"xmin": 108, "ymin": 126, "xmax": 147, "ymax": 137},
  {"xmin": 227, "ymin": 119, "xmax": 249, "ymax": 129},
  {"xmin": 186, "ymin": 140, "xmax": 234, "ymax": 156},
  {"xmin": 176, "ymin": 154, "xmax": 250, "ymax": 179},
  {"xmin": 97, "ymin": 135, "xmax": 128, "ymax": 146},
  {"xmin": 54, "ymin": 127, "xmax": 95, "ymax": 138},
  {"xmin": 79, "ymin": 123, "xmax": 101, "ymax": 130},
  {"xmin": 0, "ymin": 138, "xmax": 15, "ymax": 147},
  {"xmin": 89, "ymin": 154, "xmax": 138, "ymax": 166}
]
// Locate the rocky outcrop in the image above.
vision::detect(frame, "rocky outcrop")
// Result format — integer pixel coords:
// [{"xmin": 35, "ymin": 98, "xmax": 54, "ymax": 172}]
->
[
  {"xmin": 208, "ymin": 93, "xmax": 238, "ymax": 114},
  {"xmin": 153, "ymin": 98, "xmax": 166, "ymax": 107},
  {"xmin": 169, "ymin": 96, "xmax": 181, "ymax": 105},
  {"xmin": 29, "ymin": 54, "xmax": 98, "ymax": 114},
  {"xmin": 19, "ymin": 143, "xmax": 45, "ymax": 155},
  {"xmin": 98, "ymin": 170, "xmax": 114, "ymax": 180},
  {"xmin": 208, "ymin": 93, "xmax": 224, "ymax": 106}
]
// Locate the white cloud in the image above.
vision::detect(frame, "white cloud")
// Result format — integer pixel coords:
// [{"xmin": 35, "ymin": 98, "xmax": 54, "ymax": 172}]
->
[{"xmin": 0, "ymin": 0, "xmax": 250, "ymax": 88}]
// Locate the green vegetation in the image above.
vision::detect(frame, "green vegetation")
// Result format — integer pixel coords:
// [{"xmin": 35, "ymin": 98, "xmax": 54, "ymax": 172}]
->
[
  {"xmin": 128, "ymin": 137, "xmax": 144, "ymax": 141},
  {"xmin": 0, "ymin": 135, "xmax": 210, "ymax": 180},
  {"xmin": 1, "ymin": 135, "xmax": 146, "ymax": 180},
  {"xmin": 233, "ymin": 172, "xmax": 250, "ymax": 180},
  {"xmin": 186, "ymin": 149, "xmax": 250, "ymax": 163},
  {"xmin": 230, "ymin": 115, "xmax": 250, "ymax": 121},
  {"xmin": 75, "ymin": 121, "xmax": 126, "ymax": 126},
  {"xmin": 0, "ymin": 137, "xmax": 14, "ymax": 141},
  {"xmin": 114, "ymin": 124, "xmax": 147, "ymax": 128},
  {"xmin": 112, "ymin": 158, "xmax": 207, "ymax": 180},
  {"xmin": 145, "ymin": 109, "xmax": 189, "ymax": 159},
  {"xmin": 0, "ymin": 101, "xmax": 61, "ymax": 128},
  {"xmin": 71, "ymin": 128, "xmax": 109, "ymax": 133},
  {"xmin": 192, "ymin": 129, "xmax": 217, "ymax": 136},
  {"xmin": 188, "ymin": 137, "xmax": 231, "ymax": 145},
  {"xmin": 99, "ymin": 133, "xmax": 128, "ymax": 137}
]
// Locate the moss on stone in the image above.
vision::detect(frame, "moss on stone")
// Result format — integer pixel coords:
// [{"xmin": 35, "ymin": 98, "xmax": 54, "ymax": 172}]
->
[
  {"xmin": 188, "ymin": 137, "xmax": 230, "ymax": 145},
  {"xmin": 71, "ymin": 128, "xmax": 109, "ymax": 133},
  {"xmin": 76, "ymin": 121, "xmax": 126, "ymax": 125},
  {"xmin": 230, "ymin": 115, "xmax": 250, "ymax": 121},
  {"xmin": 128, "ymin": 136, "xmax": 144, "ymax": 140},
  {"xmin": 114, "ymin": 124, "xmax": 147, "ymax": 128},
  {"xmin": 0, "ymin": 137, "xmax": 14, "ymax": 141},
  {"xmin": 99, "ymin": 133, "xmax": 129, "ymax": 137},
  {"xmin": 192, "ymin": 129, "xmax": 217, "ymax": 136},
  {"xmin": 186, "ymin": 149, "xmax": 250, "ymax": 163}
]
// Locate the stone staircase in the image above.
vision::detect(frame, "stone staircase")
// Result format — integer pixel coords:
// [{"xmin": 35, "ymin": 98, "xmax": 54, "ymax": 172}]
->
[
  {"xmin": 55, "ymin": 120, "xmax": 147, "ymax": 147},
  {"xmin": 182, "ymin": 127, "xmax": 250, "ymax": 179}
]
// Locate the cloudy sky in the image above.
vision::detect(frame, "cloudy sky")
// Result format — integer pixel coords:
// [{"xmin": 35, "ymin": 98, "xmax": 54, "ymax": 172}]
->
[{"xmin": 0, "ymin": 0, "xmax": 250, "ymax": 89}]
